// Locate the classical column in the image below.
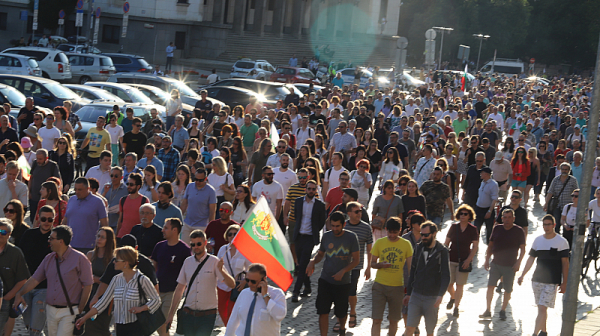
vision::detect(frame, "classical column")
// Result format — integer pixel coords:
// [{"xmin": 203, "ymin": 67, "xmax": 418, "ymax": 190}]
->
[
  {"xmin": 271, "ymin": 0, "xmax": 286, "ymax": 37},
  {"xmin": 309, "ymin": 0, "xmax": 320, "ymax": 36},
  {"xmin": 291, "ymin": 0, "xmax": 305, "ymax": 38},
  {"xmin": 232, "ymin": 0, "xmax": 247, "ymax": 35},
  {"xmin": 369, "ymin": 0, "xmax": 381, "ymax": 34},
  {"xmin": 212, "ymin": 0, "xmax": 224, "ymax": 23},
  {"xmin": 326, "ymin": 0, "xmax": 337, "ymax": 36},
  {"xmin": 253, "ymin": 0, "xmax": 267, "ymax": 36}
]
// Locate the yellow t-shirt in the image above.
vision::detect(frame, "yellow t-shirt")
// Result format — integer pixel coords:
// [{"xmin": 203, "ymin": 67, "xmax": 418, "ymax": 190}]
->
[
  {"xmin": 86, "ymin": 128, "xmax": 111, "ymax": 158},
  {"xmin": 371, "ymin": 236, "xmax": 413, "ymax": 287}
]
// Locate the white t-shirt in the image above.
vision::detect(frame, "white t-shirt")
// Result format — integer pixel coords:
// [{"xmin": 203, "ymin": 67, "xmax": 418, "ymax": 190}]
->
[
  {"xmin": 350, "ymin": 170, "xmax": 372, "ymax": 201},
  {"xmin": 38, "ymin": 126, "xmax": 61, "ymax": 150},
  {"xmin": 207, "ymin": 73, "xmax": 220, "ymax": 84},
  {"xmin": 106, "ymin": 124, "xmax": 124, "ymax": 145},
  {"xmin": 207, "ymin": 172, "xmax": 234, "ymax": 197},
  {"xmin": 589, "ymin": 199, "xmax": 600, "ymax": 223},
  {"xmin": 562, "ymin": 203, "xmax": 587, "ymax": 227},
  {"xmin": 324, "ymin": 166, "xmax": 346, "ymax": 193},
  {"xmin": 251, "ymin": 180, "xmax": 284, "ymax": 215},
  {"xmin": 273, "ymin": 167, "xmax": 298, "ymax": 197}
]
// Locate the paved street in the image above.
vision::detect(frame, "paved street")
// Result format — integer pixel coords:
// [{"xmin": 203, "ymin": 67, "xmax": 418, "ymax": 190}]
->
[{"xmin": 9, "ymin": 193, "xmax": 600, "ymax": 336}]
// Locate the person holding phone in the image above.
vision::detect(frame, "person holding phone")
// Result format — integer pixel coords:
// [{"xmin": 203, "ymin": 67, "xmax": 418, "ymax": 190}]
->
[{"xmin": 225, "ymin": 263, "xmax": 286, "ymax": 335}]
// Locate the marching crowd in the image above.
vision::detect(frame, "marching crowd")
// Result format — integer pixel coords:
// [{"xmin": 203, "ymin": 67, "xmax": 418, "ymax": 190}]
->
[{"xmin": 0, "ymin": 66, "xmax": 595, "ymax": 336}]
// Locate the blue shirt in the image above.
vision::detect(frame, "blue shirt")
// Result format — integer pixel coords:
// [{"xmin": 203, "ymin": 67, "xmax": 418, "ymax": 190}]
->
[
  {"xmin": 157, "ymin": 147, "xmax": 180, "ymax": 181},
  {"xmin": 152, "ymin": 202, "xmax": 183, "ymax": 227},
  {"xmin": 65, "ymin": 193, "xmax": 108, "ymax": 249},
  {"xmin": 476, "ymin": 178, "xmax": 499, "ymax": 208},
  {"xmin": 183, "ymin": 183, "xmax": 217, "ymax": 229},
  {"xmin": 331, "ymin": 77, "xmax": 344, "ymax": 88},
  {"xmin": 121, "ymin": 118, "xmax": 133, "ymax": 133},
  {"xmin": 572, "ymin": 162, "xmax": 583, "ymax": 185},
  {"xmin": 170, "ymin": 126, "xmax": 190, "ymax": 149},
  {"xmin": 373, "ymin": 98, "xmax": 385, "ymax": 114},
  {"xmin": 137, "ymin": 157, "xmax": 164, "ymax": 178},
  {"xmin": 123, "ymin": 165, "xmax": 143, "ymax": 182},
  {"xmin": 104, "ymin": 183, "xmax": 128, "ymax": 228}
]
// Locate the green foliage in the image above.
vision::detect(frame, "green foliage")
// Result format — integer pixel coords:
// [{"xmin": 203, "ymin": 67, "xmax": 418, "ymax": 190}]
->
[{"xmin": 28, "ymin": 0, "xmax": 79, "ymax": 31}]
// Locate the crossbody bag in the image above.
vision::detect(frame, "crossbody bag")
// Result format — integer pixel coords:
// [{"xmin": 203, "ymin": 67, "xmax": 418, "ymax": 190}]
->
[
  {"xmin": 176, "ymin": 256, "xmax": 210, "ymax": 335},
  {"xmin": 55, "ymin": 257, "xmax": 86, "ymax": 336}
]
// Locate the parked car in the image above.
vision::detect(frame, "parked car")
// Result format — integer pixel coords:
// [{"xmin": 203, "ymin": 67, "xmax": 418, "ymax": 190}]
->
[
  {"xmin": 270, "ymin": 66, "xmax": 320, "ymax": 85},
  {"xmin": 127, "ymin": 83, "xmax": 195, "ymax": 119},
  {"xmin": 57, "ymin": 44, "xmax": 102, "ymax": 54},
  {"xmin": 0, "ymin": 83, "xmax": 52, "ymax": 116},
  {"xmin": 74, "ymin": 102, "xmax": 153, "ymax": 142},
  {"xmin": 0, "ymin": 53, "xmax": 41, "ymax": 76},
  {"xmin": 204, "ymin": 78, "xmax": 303, "ymax": 101},
  {"xmin": 107, "ymin": 73, "xmax": 223, "ymax": 108},
  {"xmin": 1, "ymin": 47, "xmax": 71, "ymax": 80},
  {"xmin": 293, "ymin": 83, "xmax": 324, "ymax": 95},
  {"xmin": 83, "ymin": 82, "xmax": 165, "ymax": 114},
  {"xmin": 63, "ymin": 84, "xmax": 125, "ymax": 103},
  {"xmin": 398, "ymin": 71, "xmax": 427, "ymax": 90},
  {"xmin": 102, "ymin": 53, "xmax": 152, "ymax": 73},
  {"xmin": 66, "ymin": 53, "xmax": 116, "ymax": 84},
  {"xmin": 230, "ymin": 59, "xmax": 275, "ymax": 80},
  {"xmin": 204, "ymin": 86, "xmax": 277, "ymax": 110},
  {"xmin": 0, "ymin": 74, "xmax": 88, "ymax": 111}
]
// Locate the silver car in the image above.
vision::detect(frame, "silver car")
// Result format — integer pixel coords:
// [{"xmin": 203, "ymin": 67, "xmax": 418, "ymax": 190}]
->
[
  {"xmin": 63, "ymin": 84, "xmax": 125, "ymax": 103},
  {"xmin": 66, "ymin": 53, "xmax": 116, "ymax": 84},
  {"xmin": 0, "ymin": 53, "xmax": 41, "ymax": 77},
  {"xmin": 84, "ymin": 81, "xmax": 166, "ymax": 114}
]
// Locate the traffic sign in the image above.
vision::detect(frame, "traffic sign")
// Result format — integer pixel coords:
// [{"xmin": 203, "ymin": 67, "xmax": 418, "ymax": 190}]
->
[
  {"xmin": 33, "ymin": 0, "xmax": 39, "ymax": 31},
  {"xmin": 121, "ymin": 14, "xmax": 129, "ymax": 38},
  {"xmin": 95, "ymin": 7, "xmax": 101, "ymax": 18},
  {"xmin": 75, "ymin": 9, "xmax": 84, "ymax": 27},
  {"xmin": 425, "ymin": 28, "xmax": 437, "ymax": 40},
  {"xmin": 123, "ymin": 2, "xmax": 130, "ymax": 13},
  {"xmin": 76, "ymin": 0, "xmax": 84, "ymax": 10},
  {"xmin": 58, "ymin": 19, "xmax": 64, "ymax": 25},
  {"xmin": 93, "ymin": 17, "xmax": 100, "ymax": 44},
  {"xmin": 397, "ymin": 37, "xmax": 408, "ymax": 49},
  {"xmin": 20, "ymin": 11, "xmax": 27, "ymax": 21},
  {"xmin": 59, "ymin": 10, "xmax": 65, "ymax": 19},
  {"xmin": 530, "ymin": 58, "xmax": 535, "ymax": 64}
]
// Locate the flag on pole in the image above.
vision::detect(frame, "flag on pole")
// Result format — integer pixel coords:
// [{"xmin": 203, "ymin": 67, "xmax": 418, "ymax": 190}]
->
[
  {"xmin": 232, "ymin": 196, "xmax": 294, "ymax": 291},
  {"xmin": 461, "ymin": 64, "xmax": 468, "ymax": 92},
  {"xmin": 17, "ymin": 155, "xmax": 30, "ymax": 182}
]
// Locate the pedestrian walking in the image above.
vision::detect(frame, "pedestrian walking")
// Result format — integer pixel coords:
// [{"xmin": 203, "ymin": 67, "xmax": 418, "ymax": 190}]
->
[
  {"xmin": 165, "ymin": 42, "xmax": 176, "ymax": 73},
  {"xmin": 181, "ymin": 168, "xmax": 217, "ymax": 238},
  {"xmin": 544, "ymin": 162, "xmax": 578, "ymax": 234},
  {"xmin": 473, "ymin": 166, "xmax": 499, "ymax": 243},
  {"xmin": 420, "ymin": 167, "xmax": 453, "ymax": 226}
]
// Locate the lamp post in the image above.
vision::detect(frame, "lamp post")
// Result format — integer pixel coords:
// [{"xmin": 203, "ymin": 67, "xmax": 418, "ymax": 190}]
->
[
  {"xmin": 473, "ymin": 34, "xmax": 490, "ymax": 71},
  {"xmin": 432, "ymin": 27, "xmax": 453, "ymax": 70}
]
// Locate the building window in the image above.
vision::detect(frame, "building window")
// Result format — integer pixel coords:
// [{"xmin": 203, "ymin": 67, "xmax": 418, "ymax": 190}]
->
[
  {"xmin": 0, "ymin": 13, "xmax": 7, "ymax": 31},
  {"xmin": 102, "ymin": 25, "xmax": 120, "ymax": 44},
  {"xmin": 267, "ymin": 0, "xmax": 275, "ymax": 10},
  {"xmin": 250, "ymin": 0, "xmax": 255, "ymax": 9},
  {"xmin": 175, "ymin": 31, "xmax": 186, "ymax": 50},
  {"xmin": 177, "ymin": 0, "xmax": 189, "ymax": 4}
]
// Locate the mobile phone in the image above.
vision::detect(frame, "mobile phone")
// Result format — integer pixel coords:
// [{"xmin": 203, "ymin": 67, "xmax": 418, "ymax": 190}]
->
[{"xmin": 13, "ymin": 303, "xmax": 26, "ymax": 317}]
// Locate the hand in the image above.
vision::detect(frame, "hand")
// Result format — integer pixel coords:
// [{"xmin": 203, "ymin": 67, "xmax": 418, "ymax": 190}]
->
[
  {"xmin": 403, "ymin": 295, "xmax": 411, "ymax": 306},
  {"xmin": 217, "ymin": 257, "xmax": 224, "ymax": 270},
  {"xmin": 0, "ymin": 139, "xmax": 9, "ymax": 147},
  {"xmin": 7, "ymin": 179, "xmax": 16, "ymax": 191},
  {"xmin": 104, "ymin": 184, "xmax": 110, "ymax": 193},
  {"xmin": 543, "ymin": 204, "xmax": 548, "ymax": 212},
  {"xmin": 236, "ymin": 279, "xmax": 247, "ymax": 291},
  {"xmin": 433, "ymin": 296, "xmax": 443, "ymax": 308},
  {"xmin": 461, "ymin": 260, "xmax": 472, "ymax": 270},
  {"xmin": 166, "ymin": 316, "xmax": 174, "ymax": 329},
  {"xmin": 63, "ymin": 184, "xmax": 70, "ymax": 194},
  {"xmin": 380, "ymin": 262, "xmax": 392, "ymax": 268},
  {"xmin": 259, "ymin": 280, "xmax": 268, "ymax": 296},
  {"xmin": 364, "ymin": 268, "xmax": 371, "ymax": 280},
  {"xmin": 484, "ymin": 211, "xmax": 491, "ymax": 219},
  {"xmin": 283, "ymin": 216, "xmax": 289, "ymax": 226},
  {"xmin": 517, "ymin": 276, "xmax": 524, "ymax": 286},
  {"xmin": 333, "ymin": 270, "xmax": 345, "ymax": 282},
  {"xmin": 512, "ymin": 261, "xmax": 521, "ymax": 272},
  {"xmin": 75, "ymin": 317, "xmax": 87, "ymax": 330},
  {"xmin": 129, "ymin": 306, "xmax": 144, "ymax": 314},
  {"xmin": 12, "ymin": 294, "xmax": 25, "ymax": 311},
  {"xmin": 306, "ymin": 261, "xmax": 315, "ymax": 276},
  {"xmin": 483, "ymin": 260, "xmax": 490, "ymax": 271},
  {"xmin": 462, "ymin": 193, "xmax": 466, "ymax": 201},
  {"xmin": 560, "ymin": 283, "xmax": 566, "ymax": 293}
]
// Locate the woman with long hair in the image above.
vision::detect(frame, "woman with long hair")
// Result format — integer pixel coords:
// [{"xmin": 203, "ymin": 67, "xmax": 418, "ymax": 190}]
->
[
  {"xmin": 437, "ymin": 158, "xmax": 456, "ymax": 199},
  {"xmin": 537, "ymin": 141, "xmax": 553, "ymax": 200},
  {"xmin": 187, "ymin": 118, "xmax": 201, "ymax": 141},
  {"xmin": 354, "ymin": 127, "xmax": 365, "ymax": 145},
  {"xmin": 443, "ymin": 143, "xmax": 458, "ymax": 174},
  {"xmin": 525, "ymin": 147, "xmax": 540, "ymax": 206},
  {"xmin": 502, "ymin": 137, "xmax": 515, "ymax": 161},
  {"xmin": 349, "ymin": 159, "xmax": 372, "ymax": 206},
  {"xmin": 554, "ymin": 139, "xmax": 571, "ymax": 163},
  {"xmin": 304, "ymin": 157, "xmax": 323, "ymax": 180},
  {"xmin": 315, "ymin": 134, "xmax": 328, "ymax": 167},
  {"xmin": 445, "ymin": 205, "xmax": 479, "ymax": 318},
  {"xmin": 447, "ymin": 132, "xmax": 460, "ymax": 155},
  {"xmin": 218, "ymin": 125, "xmax": 234, "ymax": 149},
  {"xmin": 49, "ymin": 136, "xmax": 75, "ymax": 193},
  {"xmin": 34, "ymin": 181, "xmax": 67, "ymax": 227},
  {"xmin": 396, "ymin": 175, "xmax": 410, "ymax": 196},
  {"xmin": 53, "ymin": 106, "xmax": 74, "ymax": 137},
  {"xmin": 140, "ymin": 165, "xmax": 159, "ymax": 202},
  {"xmin": 230, "ymin": 137, "xmax": 247, "ymax": 186},
  {"xmin": 106, "ymin": 113, "xmax": 124, "ymax": 166},
  {"xmin": 315, "ymin": 123, "xmax": 329, "ymax": 148},
  {"xmin": 232, "ymin": 185, "xmax": 255, "ymax": 224},
  {"xmin": 379, "ymin": 146, "xmax": 403, "ymax": 188},
  {"xmin": 363, "ymin": 130, "xmax": 374, "ymax": 148},
  {"xmin": 208, "ymin": 156, "xmax": 235, "ymax": 216},
  {"xmin": 3, "ymin": 199, "xmax": 29, "ymax": 244},
  {"xmin": 401, "ymin": 179, "xmax": 427, "ymax": 230},
  {"xmin": 295, "ymin": 145, "xmax": 310, "ymax": 170},
  {"xmin": 348, "ymin": 145, "xmax": 367, "ymax": 173},
  {"xmin": 470, "ymin": 119, "xmax": 484, "ymax": 137},
  {"xmin": 366, "ymin": 139, "xmax": 382, "ymax": 197},
  {"xmin": 511, "ymin": 146, "xmax": 531, "ymax": 200},
  {"xmin": 307, "ymin": 167, "xmax": 322, "ymax": 196},
  {"xmin": 372, "ymin": 180, "xmax": 403, "ymax": 240},
  {"xmin": 289, "ymin": 104, "xmax": 302, "ymax": 132},
  {"xmin": 233, "ymin": 105, "xmax": 245, "ymax": 128},
  {"xmin": 172, "ymin": 165, "xmax": 191, "ymax": 208},
  {"xmin": 219, "ymin": 147, "xmax": 234, "ymax": 175}
]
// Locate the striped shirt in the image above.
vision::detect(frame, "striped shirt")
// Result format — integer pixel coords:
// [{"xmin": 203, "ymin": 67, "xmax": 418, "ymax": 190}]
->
[
  {"xmin": 93, "ymin": 270, "xmax": 161, "ymax": 324},
  {"xmin": 285, "ymin": 183, "xmax": 320, "ymax": 222},
  {"xmin": 344, "ymin": 220, "xmax": 374, "ymax": 270}
]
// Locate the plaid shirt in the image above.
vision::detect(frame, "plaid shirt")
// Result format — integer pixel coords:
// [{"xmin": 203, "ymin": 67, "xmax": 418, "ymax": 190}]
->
[
  {"xmin": 157, "ymin": 147, "xmax": 180, "ymax": 181},
  {"xmin": 548, "ymin": 175, "xmax": 579, "ymax": 208}
]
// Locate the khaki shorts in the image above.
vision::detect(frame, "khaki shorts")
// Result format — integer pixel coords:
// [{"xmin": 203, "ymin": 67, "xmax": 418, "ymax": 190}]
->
[
  {"xmin": 372, "ymin": 282, "xmax": 404, "ymax": 321},
  {"xmin": 449, "ymin": 261, "xmax": 470, "ymax": 286},
  {"xmin": 160, "ymin": 291, "xmax": 174, "ymax": 317}
]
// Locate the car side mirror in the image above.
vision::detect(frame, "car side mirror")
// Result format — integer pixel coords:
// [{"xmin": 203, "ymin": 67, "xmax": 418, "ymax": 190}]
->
[{"xmin": 41, "ymin": 93, "xmax": 52, "ymax": 101}]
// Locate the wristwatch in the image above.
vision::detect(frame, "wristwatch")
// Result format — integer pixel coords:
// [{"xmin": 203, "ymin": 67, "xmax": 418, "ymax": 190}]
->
[{"xmin": 263, "ymin": 293, "xmax": 271, "ymax": 299}]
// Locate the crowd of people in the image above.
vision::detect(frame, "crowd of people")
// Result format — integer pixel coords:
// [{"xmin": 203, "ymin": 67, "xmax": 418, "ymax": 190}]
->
[{"xmin": 0, "ymin": 65, "xmax": 594, "ymax": 336}]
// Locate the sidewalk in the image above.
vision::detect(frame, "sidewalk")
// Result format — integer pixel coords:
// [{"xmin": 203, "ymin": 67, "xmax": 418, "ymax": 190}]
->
[{"xmin": 576, "ymin": 307, "xmax": 600, "ymax": 335}]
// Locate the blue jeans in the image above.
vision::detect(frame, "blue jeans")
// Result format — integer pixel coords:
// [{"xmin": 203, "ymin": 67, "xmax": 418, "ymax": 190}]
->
[
  {"xmin": 427, "ymin": 215, "xmax": 442, "ymax": 227},
  {"xmin": 179, "ymin": 313, "xmax": 216, "ymax": 336},
  {"xmin": 166, "ymin": 116, "xmax": 176, "ymax": 131},
  {"xmin": 23, "ymin": 289, "xmax": 47, "ymax": 336}
]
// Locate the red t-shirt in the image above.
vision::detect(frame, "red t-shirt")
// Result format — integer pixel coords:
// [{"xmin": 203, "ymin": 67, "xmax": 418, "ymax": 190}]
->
[
  {"xmin": 325, "ymin": 186, "xmax": 344, "ymax": 212},
  {"xmin": 205, "ymin": 219, "xmax": 238, "ymax": 253},
  {"xmin": 118, "ymin": 195, "xmax": 148, "ymax": 238}
]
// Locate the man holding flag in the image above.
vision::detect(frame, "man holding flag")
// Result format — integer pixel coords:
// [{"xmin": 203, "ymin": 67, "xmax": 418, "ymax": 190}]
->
[{"xmin": 461, "ymin": 64, "xmax": 468, "ymax": 92}]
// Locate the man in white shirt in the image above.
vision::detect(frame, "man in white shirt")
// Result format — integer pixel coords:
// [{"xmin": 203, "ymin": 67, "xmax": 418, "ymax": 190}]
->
[
  {"xmin": 273, "ymin": 154, "xmax": 297, "ymax": 197},
  {"xmin": 295, "ymin": 116, "xmax": 314, "ymax": 150},
  {"xmin": 323, "ymin": 152, "xmax": 347, "ymax": 195},
  {"xmin": 487, "ymin": 106, "xmax": 505, "ymax": 132},
  {"xmin": 85, "ymin": 151, "xmax": 113, "ymax": 190},
  {"xmin": 38, "ymin": 113, "xmax": 61, "ymax": 150},
  {"xmin": 405, "ymin": 98, "xmax": 417, "ymax": 116},
  {"xmin": 206, "ymin": 69, "xmax": 220, "ymax": 84},
  {"xmin": 225, "ymin": 263, "xmax": 286, "ymax": 336},
  {"xmin": 0, "ymin": 161, "xmax": 28, "ymax": 216},
  {"xmin": 252, "ymin": 166, "xmax": 284, "ymax": 219},
  {"xmin": 166, "ymin": 229, "xmax": 235, "ymax": 336},
  {"xmin": 266, "ymin": 139, "xmax": 294, "ymax": 170}
]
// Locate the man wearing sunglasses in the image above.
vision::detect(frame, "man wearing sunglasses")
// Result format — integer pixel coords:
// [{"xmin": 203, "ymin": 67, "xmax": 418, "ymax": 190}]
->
[
  {"xmin": 100, "ymin": 167, "xmax": 128, "ymax": 230},
  {"xmin": 226, "ymin": 263, "xmax": 286, "ymax": 336},
  {"xmin": 123, "ymin": 117, "xmax": 148, "ymax": 160},
  {"xmin": 205, "ymin": 202, "xmax": 238, "ymax": 253},
  {"xmin": 116, "ymin": 173, "xmax": 149, "ymax": 239},
  {"xmin": 181, "ymin": 168, "xmax": 217, "ymax": 241}
]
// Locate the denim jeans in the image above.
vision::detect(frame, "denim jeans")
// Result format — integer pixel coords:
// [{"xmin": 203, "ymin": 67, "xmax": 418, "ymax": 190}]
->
[
  {"xmin": 23, "ymin": 289, "xmax": 47, "ymax": 336},
  {"xmin": 166, "ymin": 116, "xmax": 176, "ymax": 131},
  {"xmin": 179, "ymin": 313, "xmax": 216, "ymax": 336}
]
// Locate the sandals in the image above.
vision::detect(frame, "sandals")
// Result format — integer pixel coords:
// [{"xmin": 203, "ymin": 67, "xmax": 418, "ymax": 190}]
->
[
  {"xmin": 349, "ymin": 314, "xmax": 357, "ymax": 328},
  {"xmin": 333, "ymin": 322, "xmax": 341, "ymax": 332}
]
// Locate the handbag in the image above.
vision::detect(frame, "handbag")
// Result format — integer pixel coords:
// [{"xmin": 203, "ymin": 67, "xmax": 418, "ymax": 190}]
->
[
  {"xmin": 136, "ymin": 274, "xmax": 166, "ymax": 336},
  {"xmin": 223, "ymin": 174, "xmax": 235, "ymax": 202},
  {"xmin": 372, "ymin": 198, "xmax": 394, "ymax": 230},
  {"xmin": 455, "ymin": 224, "xmax": 472, "ymax": 273},
  {"xmin": 548, "ymin": 176, "xmax": 570, "ymax": 211},
  {"xmin": 176, "ymin": 256, "xmax": 210, "ymax": 335},
  {"xmin": 226, "ymin": 251, "xmax": 247, "ymax": 302},
  {"xmin": 55, "ymin": 257, "xmax": 86, "ymax": 336}
]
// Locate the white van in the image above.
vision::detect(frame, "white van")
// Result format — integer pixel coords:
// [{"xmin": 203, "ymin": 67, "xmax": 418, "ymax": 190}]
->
[
  {"xmin": 479, "ymin": 58, "xmax": 524, "ymax": 76},
  {"xmin": 1, "ymin": 47, "xmax": 72, "ymax": 81}
]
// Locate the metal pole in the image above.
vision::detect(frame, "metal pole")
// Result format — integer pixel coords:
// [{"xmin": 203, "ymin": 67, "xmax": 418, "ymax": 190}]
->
[
  {"xmin": 476, "ymin": 38, "xmax": 483, "ymax": 71},
  {"xmin": 560, "ymin": 32, "xmax": 600, "ymax": 336},
  {"xmin": 438, "ymin": 30, "xmax": 444, "ymax": 70}
]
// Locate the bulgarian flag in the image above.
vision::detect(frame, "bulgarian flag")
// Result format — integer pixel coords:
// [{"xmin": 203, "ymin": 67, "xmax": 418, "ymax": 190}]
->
[
  {"xmin": 461, "ymin": 64, "xmax": 468, "ymax": 92},
  {"xmin": 232, "ymin": 196, "xmax": 294, "ymax": 291},
  {"xmin": 17, "ymin": 155, "xmax": 30, "ymax": 182}
]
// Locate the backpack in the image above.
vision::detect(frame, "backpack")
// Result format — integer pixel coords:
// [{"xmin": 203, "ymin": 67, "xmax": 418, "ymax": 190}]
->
[{"xmin": 120, "ymin": 194, "xmax": 149, "ymax": 211}]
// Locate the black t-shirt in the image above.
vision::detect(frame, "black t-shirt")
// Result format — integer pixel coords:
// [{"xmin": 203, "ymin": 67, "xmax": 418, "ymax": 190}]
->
[
  {"xmin": 100, "ymin": 254, "xmax": 157, "ymax": 285},
  {"xmin": 195, "ymin": 99, "xmax": 212, "ymax": 112},
  {"xmin": 297, "ymin": 105, "xmax": 311, "ymax": 116},
  {"xmin": 496, "ymin": 205, "xmax": 529, "ymax": 228},
  {"xmin": 481, "ymin": 131, "xmax": 498, "ymax": 146},
  {"xmin": 382, "ymin": 143, "xmax": 409, "ymax": 164},
  {"xmin": 17, "ymin": 107, "xmax": 37, "ymax": 138},
  {"xmin": 309, "ymin": 114, "xmax": 327, "ymax": 127},
  {"xmin": 123, "ymin": 131, "xmax": 148, "ymax": 159},
  {"xmin": 212, "ymin": 122, "xmax": 227, "ymax": 137},
  {"xmin": 130, "ymin": 223, "xmax": 165, "ymax": 257},
  {"xmin": 474, "ymin": 102, "xmax": 487, "ymax": 119},
  {"xmin": 366, "ymin": 150, "xmax": 382, "ymax": 173},
  {"xmin": 19, "ymin": 228, "xmax": 52, "ymax": 289},
  {"xmin": 355, "ymin": 115, "xmax": 372, "ymax": 131},
  {"xmin": 363, "ymin": 103, "xmax": 375, "ymax": 113}
]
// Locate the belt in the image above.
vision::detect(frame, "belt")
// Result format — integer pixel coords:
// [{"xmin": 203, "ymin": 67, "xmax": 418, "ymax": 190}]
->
[
  {"xmin": 50, "ymin": 304, "xmax": 77, "ymax": 309},
  {"xmin": 182, "ymin": 307, "xmax": 217, "ymax": 317}
]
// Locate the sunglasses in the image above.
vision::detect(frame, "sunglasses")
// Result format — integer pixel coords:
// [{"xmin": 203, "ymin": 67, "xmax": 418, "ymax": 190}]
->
[
  {"xmin": 298, "ymin": 176, "xmax": 307, "ymax": 180},
  {"xmin": 511, "ymin": 195, "xmax": 521, "ymax": 199},
  {"xmin": 3, "ymin": 208, "xmax": 14, "ymax": 214},
  {"xmin": 459, "ymin": 212, "xmax": 469, "ymax": 216},
  {"xmin": 58, "ymin": 141, "xmax": 67, "ymax": 145},
  {"xmin": 40, "ymin": 217, "xmax": 54, "ymax": 223},
  {"xmin": 247, "ymin": 279, "xmax": 263, "ymax": 284},
  {"xmin": 219, "ymin": 208, "xmax": 231, "ymax": 213},
  {"xmin": 196, "ymin": 178, "xmax": 206, "ymax": 182},
  {"xmin": 572, "ymin": 195, "xmax": 579, "ymax": 198},
  {"xmin": 421, "ymin": 232, "xmax": 432, "ymax": 237},
  {"xmin": 277, "ymin": 146, "xmax": 286, "ymax": 149},
  {"xmin": 110, "ymin": 174, "xmax": 121, "ymax": 178},
  {"xmin": 190, "ymin": 242, "xmax": 203, "ymax": 247},
  {"xmin": 134, "ymin": 124, "xmax": 141, "ymax": 127},
  {"xmin": 0, "ymin": 229, "xmax": 7, "ymax": 236},
  {"xmin": 227, "ymin": 232, "xmax": 237, "ymax": 237},
  {"xmin": 399, "ymin": 183, "xmax": 407, "ymax": 186},
  {"xmin": 264, "ymin": 173, "xmax": 274, "ymax": 176},
  {"xmin": 352, "ymin": 210, "xmax": 361, "ymax": 214},
  {"xmin": 126, "ymin": 183, "xmax": 137, "ymax": 187}
]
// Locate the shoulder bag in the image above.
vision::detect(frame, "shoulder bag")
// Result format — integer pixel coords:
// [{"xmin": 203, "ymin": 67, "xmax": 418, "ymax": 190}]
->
[
  {"xmin": 226, "ymin": 251, "xmax": 247, "ymax": 302},
  {"xmin": 55, "ymin": 257, "xmax": 86, "ymax": 336},
  {"xmin": 136, "ymin": 274, "xmax": 166, "ymax": 335},
  {"xmin": 372, "ymin": 197, "xmax": 394, "ymax": 230},
  {"xmin": 223, "ymin": 174, "xmax": 235, "ymax": 202},
  {"xmin": 548, "ymin": 176, "xmax": 570, "ymax": 211},
  {"xmin": 455, "ymin": 225, "xmax": 472, "ymax": 273},
  {"xmin": 176, "ymin": 256, "xmax": 210, "ymax": 335}
]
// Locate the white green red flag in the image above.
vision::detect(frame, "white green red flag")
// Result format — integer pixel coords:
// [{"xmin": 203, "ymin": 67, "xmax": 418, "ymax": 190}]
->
[
  {"xmin": 461, "ymin": 64, "xmax": 468, "ymax": 92},
  {"xmin": 232, "ymin": 196, "xmax": 294, "ymax": 290},
  {"xmin": 17, "ymin": 155, "xmax": 30, "ymax": 182}
]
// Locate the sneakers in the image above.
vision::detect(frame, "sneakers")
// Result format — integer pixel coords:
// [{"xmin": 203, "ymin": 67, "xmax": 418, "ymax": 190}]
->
[
  {"xmin": 537, "ymin": 331, "xmax": 548, "ymax": 336},
  {"xmin": 446, "ymin": 298, "xmax": 455, "ymax": 310},
  {"xmin": 301, "ymin": 289, "xmax": 312, "ymax": 297},
  {"xmin": 496, "ymin": 282, "xmax": 503, "ymax": 293},
  {"xmin": 499, "ymin": 310, "xmax": 507, "ymax": 321},
  {"xmin": 453, "ymin": 307, "xmax": 459, "ymax": 317},
  {"xmin": 479, "ymin": 310, "xmax": 492, "ymax": 319},
  {"xmin": 291, "ymin": 294, "xmax": 299, "ymax": 303}
]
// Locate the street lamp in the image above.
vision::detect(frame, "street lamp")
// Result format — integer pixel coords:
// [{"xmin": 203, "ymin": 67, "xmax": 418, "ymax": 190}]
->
[
  {"xmin": 473, "ymin": 34, "xmax": 490, "ymax": 71},
  {"xmin": 432, "ymin": 27, "xmax": 453, "ymax": 70}
]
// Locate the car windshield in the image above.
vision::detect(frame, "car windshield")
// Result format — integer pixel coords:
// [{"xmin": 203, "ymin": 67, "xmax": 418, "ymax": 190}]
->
[
  {"xmin": 126, "ymin": 88, "xmax": 154, "ymax": 104},
  {"xmin": 45, "ymin": 82, "xmax": 79, "ymax": 99},
  {"xmin": 171, "ymin": 81, "xmax": 198, "ymax": 97},
  {"xmin": 235, "ymin": 61, "xmax": 255, "ymax": 69},
  {"xmin": 276, "ymin": 68, "xmax": 296, "ymax": 75},
  {"xmin": 76, "ymin": 105, "xmax": 112, "ymax": 123},
  {"xmin": 0, "ymin": 86, "xmax": 26, "ymax": 106},
  {"xmin": 140, "ymin": 87, "xmax": 168, "ymax": 104}
]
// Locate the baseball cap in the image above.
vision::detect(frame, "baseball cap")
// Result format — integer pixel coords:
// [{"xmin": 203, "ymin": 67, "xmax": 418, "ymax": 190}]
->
[
  {"xmin": 574, "ymin": 124, "xmax": 581, "ymax": 129},
  {"xmin": 479, "ymin": 167, "xmax": 492, "ymax": 174},
  {"xmin": 342, "ymin": 188, "xmax": 359, "ymax": 200},
  {"xmin": 20, "ymin": 137, "xmax": 32, "ymax": 149},
  {"xmin": 495, "ymin": 151, "xmax": 503, "ymax": 161}
]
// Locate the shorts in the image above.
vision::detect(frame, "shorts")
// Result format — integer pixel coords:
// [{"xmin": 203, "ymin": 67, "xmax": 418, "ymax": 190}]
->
[
  {"xmin": 349, "ymin": 269, "xmax": 361, "ymax": 296},
  {"xmin": 511, "ymin": 179, "xmax": 527, "ymax": 188},
  {"xmin": 532, "ymin": 281, "xmax": 558, "ymax": 308},
  {"xmin": 316, "ymin": 278, "xmax": 351, "ymax": 318},
  {"xmin": 372, "ymin": 282, "xmax": 404, "ymax": 321},
  {"xmin": 406, "ymin": 292, "xmax": 439, "ymax": 334},
  {"xmin": 488, "ymin": 262, "xmax": 516, "ymax": 293},
  {"xmin": 160, "ymin": 292, "xmax": 174, "ymax": 317},
  {"xmin": 449, "ymin": 261, "xmax": 470, "ymax": 286}
]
